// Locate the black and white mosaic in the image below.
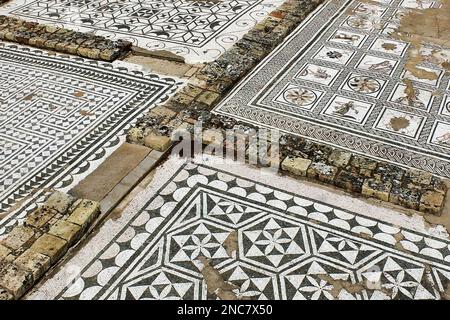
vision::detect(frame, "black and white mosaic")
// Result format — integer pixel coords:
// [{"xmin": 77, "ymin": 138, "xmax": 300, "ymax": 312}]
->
[
  {"xmin": 214, "ymin": 0, "xmax": 450, "ymax": 178},
  {"xmin": 45, "ymin": 158, "xmax": 450, "ymax": 300},
  {"xmin": 0, "ymin": 0, "xmax": 283, "ymax": 63},
  {"xmin": 0, "ymin": 42, "xmax": 179, "ymax": 234}
]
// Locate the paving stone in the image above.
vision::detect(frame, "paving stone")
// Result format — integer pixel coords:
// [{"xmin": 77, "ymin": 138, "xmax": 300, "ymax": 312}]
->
[
  {"xmin": 127, "ymin": 127, "xmax": 145, "ymax": 145},
  {"xmin": 281, "ymin": 156, "xmax": 312, "ymax": 177},
  {"xmin": 0, "ymin": 263, "xmax": 33, "ymax": 299},
  {"xmin": 1, "ymin": 226, "xmax": 36, "ymax": 251},
  {"xmin": 196, "ymin": 90, "xmax": 221, "ymax": 108},
  {"xmin": 328, "ymin": 150, "xmax": 352, "ymax": 168},
  {"xmin": 0, "ymin": 286, "xmax": 13, "ymax": 300},
  {"xmin": 30, "ymin": 234, "xmax": 68, "ymax": 264},
  {"xmin": 0, "ymin": 244, "xmax": 11, "ymax": 262},
  {"xmin": 374, "ymin": 163, "xmax": 405, "ymax": 182},
  {"xmin": 405, "ymin": 169, "xmax": 433, "ymax": 186},
  {"xmin": 420, "ymin": 191, "xmax": 445, "ymax": 215},
  {"xmin": 43, "ymin": 191, "xmax": 75, "ymax": 214},
  {"xmin": 362, "ymin": 179, "xmax": 392, "ymax": 202},
  {"xmin": 25, "ymin": 207, "xmax": 59, "ymax": 229},
  {"xmin": 350, "ymin": 156, "xmax": 378, "ymax": 174},
  {"xmin": 430, "ymin": 177, "xmax": 448, "ymax": 194},
  {"xmin": 389, "ymin": 186, "xmax": 421, "ymax": 210},
  {"xmin": 307, "ymin": 162, "xmax": 338, "ymax": 184},
  {"xmin": 144, "ymin": 133, "xmax": 173, "ymax": 152},
  {"xmin": 14, "ymin": 249, "xmax": 51, "ymax": 282},
  {"xmin": 48, "ymin": 220, "xmax": 82, "ymax": 246},
  {"xmin": 334, "ymin": 170, "xmax": 364, "ymax": 193},
  {"xmin": 202, "ymin": 129, "xmax": 225, "ymax": 147},
  {"xmin": 66, "ymin": 200, "xmax": 100, "ymax": 230}
]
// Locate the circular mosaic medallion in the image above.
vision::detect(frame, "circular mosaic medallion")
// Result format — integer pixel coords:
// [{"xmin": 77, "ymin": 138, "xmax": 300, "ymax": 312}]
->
[{"xmin": 283, "ymin": 88, "xmax": 317, "ymax": 106}]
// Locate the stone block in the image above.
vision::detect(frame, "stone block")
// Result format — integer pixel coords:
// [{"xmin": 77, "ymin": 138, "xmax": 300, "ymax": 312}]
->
[
  {"xmin": 196, "ymin": 90, "xmax": 221, "ymax": 108},
  {"xmin": 0, "ymin": 244, "xmax": 11, "ymax": 262},
  {"xmin": 281, "ymin": 156, "xmax": 311, "ymax": 177},
  {"xmin": 334, "ymin": 170, "xmax": 364, "ymax": 193},
  {"xmin": 0, "ymin": 263, "xmax": 33, "ymax": 299},
  {"xmin": 362, "ymin": 179, "xmax": 392, "ymax": 202},
  {"xmin": 307, "ymin": 162, "xmax": 338, "ymax": 184},
  {"xmin": 30, "ymin": 234, "xmax": 68, "ymax": 264},
  {"xmin": 44, "ymin": 191, "xmax": 75, "ymax": 214},
  {"xmin": 405, "ymin": 169, "xmax": 433, "ymax": 186},
  {"xmin": 144, "ymin": 133, "xmax": 172, "ymax": 152},
  {"xmin": 202, "ymin": 129, "xmax": 224, "ymax": 147},
  {"xmin": 49, "ymin": 220, "xmax": 81, "ymax": 246},
  {"xmin": 389, "ymin": 186, "xmax": 421, "ymax": 210},
  {"xmin": 14, "ymin": 249, "xmax": 51, "ymax": 282},
  {"xmin": 25, "ymin": 207, "xmax": 58, "ymax": 229},
  {"xmin": 328, "ymin": 150, "xmax": 352, "ymax": 168},
  {"xmin": 66, "ymin": 199, "xmax": 100, "ymax": 229},
  {"xmin": 1, "ymin": 226, "xmax": 36, "ymax": 251},
  {"xmin": 0, "ymin": 286, "xmax": 13, "ymax": 300},
  {"xmin": 419, "ymin": 191, "xmax": 445, "ymax": 215}
]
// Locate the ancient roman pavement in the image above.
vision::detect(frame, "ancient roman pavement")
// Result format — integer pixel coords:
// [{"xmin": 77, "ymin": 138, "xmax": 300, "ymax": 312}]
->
[
  {"xmin": 0, "ymin": 0, "xmax": 450, "ymax": 301},
  {"xmin": 0, "ymin": 0, "xmax": 284, "ymax": 63},
  {"xmin": 27, "ymin": 156, "xmax": 450, "ymax": 300}
]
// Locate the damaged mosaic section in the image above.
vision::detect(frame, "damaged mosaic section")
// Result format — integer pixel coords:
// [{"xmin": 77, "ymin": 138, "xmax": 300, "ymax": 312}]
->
[
  {"xmin": 35, "ymin": 158, "xmax": 450, "ymax": 301},
  {"xmin": 0, "ymin": 0, "xmax": 285, "ymax": 63},
  {"xmin": 0, "ymin": 42, "xmax": 179, "ymax": 234},
  {"xmin": 214, "ymin": 0, "xmax": 450, "ymax": 178}
]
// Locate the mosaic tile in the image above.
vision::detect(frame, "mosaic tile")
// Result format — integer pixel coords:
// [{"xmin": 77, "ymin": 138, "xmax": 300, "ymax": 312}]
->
[
  {"xmin": 214, "ymin": 0, "xmax": 450, "ymax": 177},
  {"xmin": 0, "ymin": 0, "xmax": 284, "ymax": 63},
  {"xmin": 33, "ymin": 157, "xmax": 450, "ymax": 300},
  {"xmin": 0, "ymin": 42, "xmax": 179, "ymax": 234}
]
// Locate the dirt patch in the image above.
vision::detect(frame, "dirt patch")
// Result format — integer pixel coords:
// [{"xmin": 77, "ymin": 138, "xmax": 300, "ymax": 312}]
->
[
  {"xmin": 79, "ymin": 109, "xmax": 95, "ymax": 116},
  {"xmin": 223, "ymin": 231, "xmax": 238, "ymax": 258},
  {"xmin": 389, "ymin": 116, "xmax": 410, "ymax": 131},
  {"xmin": 382, "ymin": 43, "xmax": 398, "ymax": 51},
  {"xmin": 403, "ymin": 78, "xmax": 417, "ymax": 104},
  {"xmin": 199, "ymin": 256, "xmax": 240, "ymax": 300},
  {"xmin": 74, "ymin": 91, "xmax": 85, "ymax": 98},
  {"xmin": 318, "ymin": 274, "xmax": 392, "ymax": 298},
  {"xmin": 394, "ymin": 0, "xmax": 450, "ymax": 79}
]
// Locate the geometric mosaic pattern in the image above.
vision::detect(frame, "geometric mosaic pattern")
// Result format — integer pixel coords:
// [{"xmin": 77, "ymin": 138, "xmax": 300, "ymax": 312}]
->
[
  {"xmin": 0, "ymin": 0, "xmax": 283, "ymax": 63},
  {"xmin": 0, "ymin": 42, "xmax": 178, "ymax": 234},
  {"xmin": 214, "ymin": 0, "xmax": 450, "ymax": 178},
  {"xmin": 57, "ymin": 161, "xmax": 450, "ymax": 300}
]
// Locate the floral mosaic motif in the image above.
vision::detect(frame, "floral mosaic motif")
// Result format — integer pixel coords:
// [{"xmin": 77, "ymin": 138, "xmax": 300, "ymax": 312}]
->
[
  {"xmin": 347, "ymin": 76, "xmax": 381, "ymax": 94},
  {"xmin": 283, "ymin": 87, "xmax": 317, "ymax": 106},
  {"xmin": 55, "ymin": 162, "xmax": 450, "ymax": 300}
]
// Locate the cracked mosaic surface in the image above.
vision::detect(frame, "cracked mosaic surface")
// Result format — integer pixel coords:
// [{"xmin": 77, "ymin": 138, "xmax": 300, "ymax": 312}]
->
[
  {"xmin": 0, "ymin": 0, "xmax": 283, "ymax": 63},
  {"xmin": 214, "ymin": 0, "xmax": 450, "ymax": 178},
  {"xmin": 39, "ymin": 158, "xmax": 450, "ymax": 300},
  {"xmin": 0, "ymin": 42, "xmax": 179, "ymax": 234}
]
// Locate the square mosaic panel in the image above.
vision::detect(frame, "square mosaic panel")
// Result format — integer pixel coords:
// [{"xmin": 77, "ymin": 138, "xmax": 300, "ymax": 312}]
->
[
  {"xmin": 214, "ymin": 0, "xmax": 450, "ymax": 178},
  {"xmin": 0, "ymin": 42, "xmax": 179, "ymax": 234},
  {"xmin": 54, "ymin": 160, "xmax": 450, "ymax": 300},
  {"xmin": 0, "ymin": 0, "xmax": 283, "ymax": 63}
]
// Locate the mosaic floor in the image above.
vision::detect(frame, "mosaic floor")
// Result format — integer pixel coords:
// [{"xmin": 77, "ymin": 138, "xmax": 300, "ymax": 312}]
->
[
  {"xmin": 0, "ymin": 0, "xmax": 283, "ymax": 63},
  {"xmin": 29, "ymin": 156, "xmax": 450, "ymax": 300},
  {"xmin": 214, "ymin": 0, "xmax": 450, "ymax": 178},
  {"xmin": 0, "ymin": 42, "xmax": 178, "ymax": 234}
]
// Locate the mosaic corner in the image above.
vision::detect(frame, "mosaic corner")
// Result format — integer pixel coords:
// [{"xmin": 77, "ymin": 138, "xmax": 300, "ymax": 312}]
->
[{"xmin": 0, "ymin": 191, "xmax": 100, "ymax": 300}]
